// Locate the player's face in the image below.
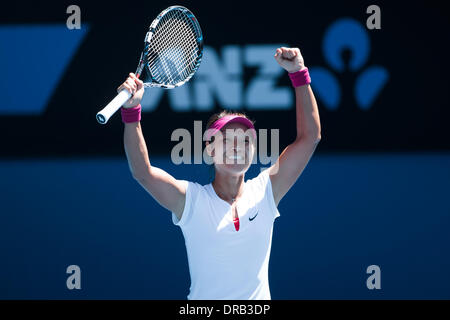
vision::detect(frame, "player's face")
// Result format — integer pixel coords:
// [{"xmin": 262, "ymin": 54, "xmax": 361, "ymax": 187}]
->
[{"xmin": 211, "ymin": 122, "xmax": 255, "ymax": 175}]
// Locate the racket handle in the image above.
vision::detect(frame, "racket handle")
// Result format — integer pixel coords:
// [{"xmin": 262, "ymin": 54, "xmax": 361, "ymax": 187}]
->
[{"xmin": 96, "ymin": 89, "xmax": 132, "ymax": 124}]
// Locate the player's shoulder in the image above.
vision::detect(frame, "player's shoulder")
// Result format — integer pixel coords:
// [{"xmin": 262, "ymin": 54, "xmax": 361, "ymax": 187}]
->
[
  {"xmin": 246, "ymin": 168, "xmax": 280, "ymax": 219},
  {"xmin": 182, "ymin": 180, "xmax": 210, "ymax": 198},
  {"xmin": 245, "ymin": 168, "xmax": 271, "ymax": 190},
  {"xmin": 172, "ymin": 180, "xmax": 209, "ymax": 227}
]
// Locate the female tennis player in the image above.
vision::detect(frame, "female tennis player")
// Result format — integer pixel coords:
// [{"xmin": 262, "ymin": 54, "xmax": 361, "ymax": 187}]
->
[{"xmin": 119, "ymin": 47, "xmax": 321, "ymax": 300}]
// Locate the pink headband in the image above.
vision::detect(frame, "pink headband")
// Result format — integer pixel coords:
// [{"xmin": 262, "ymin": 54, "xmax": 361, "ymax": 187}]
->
[{"xmin": 205, "ymin": 115, "xmax": 256, "ymax": 141}]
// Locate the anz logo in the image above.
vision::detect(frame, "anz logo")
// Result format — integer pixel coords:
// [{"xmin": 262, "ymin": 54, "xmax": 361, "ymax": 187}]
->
[
  {"xmin": 309, "ymin": 18, "xmax": 389, "ymax": 110},
  {"xmin": 0, "ymin": 18, "xmax": 387, "ymax": 115},
  {"xmin": 0, "ymin": 25, "xmax": 89, "ymax": 115},
  {"xmin": 143, "ymin": 17, "xmax": 388, "ymax": 112}
]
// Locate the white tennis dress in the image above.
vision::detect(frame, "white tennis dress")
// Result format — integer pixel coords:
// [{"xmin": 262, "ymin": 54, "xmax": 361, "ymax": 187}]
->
[{"xmin": 171, "ymin": 169, "xmax": 280, "ymax": 300}]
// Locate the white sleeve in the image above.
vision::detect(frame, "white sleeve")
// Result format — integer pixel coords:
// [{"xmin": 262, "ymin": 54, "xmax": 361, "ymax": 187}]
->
[
  {"xmin": 254, "ymin": 169, "xmax": 281, "ymax": 220},
  {"xmin": 171, "ymin": 180, "xmax": 199, "ymax": 227}
]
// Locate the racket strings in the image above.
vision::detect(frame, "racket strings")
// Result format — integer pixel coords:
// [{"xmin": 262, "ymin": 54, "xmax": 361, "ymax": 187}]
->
[
  {"xmin": 151, "ymin": 21, "xmax": 191, "ymax": 80},
  {"xmin": 146, "ymin": 9, "xmax": 200, "ymax": 85},
  {"xmin": 149, "ymin": 14, "xmax": 197, "ymax": 82},
  {"xmin": 156, "ymin": 11, "xmax": 198, "ymax": 61}
]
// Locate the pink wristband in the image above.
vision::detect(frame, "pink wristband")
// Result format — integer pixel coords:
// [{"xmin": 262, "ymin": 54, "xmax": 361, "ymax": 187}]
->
[
  {"xmin": 288, "ymin": 67, "xmax": 311, "ymax": 87},
  {"xmin": 121, "ymin": 104, "xmax": 141, "ymax": 123}
]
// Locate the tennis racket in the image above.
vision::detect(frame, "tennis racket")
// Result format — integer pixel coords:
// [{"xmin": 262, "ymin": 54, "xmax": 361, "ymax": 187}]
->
[{"xmin": 96, "ymin": 5, "xmax": 203, "ymax": 124}]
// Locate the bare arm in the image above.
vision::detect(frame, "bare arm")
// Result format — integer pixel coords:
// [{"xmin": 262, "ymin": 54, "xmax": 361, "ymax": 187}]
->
[
  {"xmin": 121, "ymin": 73, "xmax": 186, "ymax": 219},
  {"xmin": 268, "ymin": 48, "xmax": 321, "ymax": 205}
]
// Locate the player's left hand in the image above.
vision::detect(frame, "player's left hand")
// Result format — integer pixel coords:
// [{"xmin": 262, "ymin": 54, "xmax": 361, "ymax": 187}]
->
[{"xmin": 274, "ymin": 47, "xmax": 306, "ymax": 73}]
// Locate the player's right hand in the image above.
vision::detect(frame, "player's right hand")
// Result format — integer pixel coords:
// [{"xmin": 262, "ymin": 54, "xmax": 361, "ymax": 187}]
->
[{"xmin": 118, "ymin": 73, "xmax": 144, "ymax": 108}]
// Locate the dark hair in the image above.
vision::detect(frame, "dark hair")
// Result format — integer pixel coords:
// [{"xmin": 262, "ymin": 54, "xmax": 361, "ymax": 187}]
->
[{"xmin": 205, "ymin": 110, "xmax": 255, "ymax": 182}]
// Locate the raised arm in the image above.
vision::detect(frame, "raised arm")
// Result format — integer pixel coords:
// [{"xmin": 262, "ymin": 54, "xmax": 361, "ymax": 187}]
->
[
  {"xmin": 121, "ymin": 73, "xmax": 187, "ymax": 219},
  {"xmin": 268, "ymin": 47, "xmax": 321, "ymax": 205}
]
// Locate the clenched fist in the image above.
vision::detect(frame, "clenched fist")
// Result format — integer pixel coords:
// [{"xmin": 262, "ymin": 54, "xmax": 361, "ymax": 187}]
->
[{"xmin": 274, "ymin": 47, "xmax": 306, "ymax": 73}]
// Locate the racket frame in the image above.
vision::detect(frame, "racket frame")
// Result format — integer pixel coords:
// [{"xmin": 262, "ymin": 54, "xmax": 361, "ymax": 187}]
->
[
  {"xmin": 96, "ymin": 5, "xmax": 203, "ymax": 124},
  {"xmin": 137, "ymin": 5, "xmax": 203, "ymax": 89}
]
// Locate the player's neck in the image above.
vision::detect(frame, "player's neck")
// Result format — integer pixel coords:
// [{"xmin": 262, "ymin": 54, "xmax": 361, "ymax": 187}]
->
[{"xmin": 212, "ymin": 173, "xmax": 245, "ymax": 204}]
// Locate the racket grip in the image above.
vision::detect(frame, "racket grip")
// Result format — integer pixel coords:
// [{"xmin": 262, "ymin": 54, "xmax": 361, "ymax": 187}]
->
[{"xmin": 96, "ymin": 89, "xmax": 132, "ymax": 124}]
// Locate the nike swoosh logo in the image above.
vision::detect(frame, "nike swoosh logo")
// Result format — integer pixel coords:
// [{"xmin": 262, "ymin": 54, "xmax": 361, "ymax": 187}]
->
[{"xmin": 249, "ymin": 212, "xmax": 258, "ymax": 221}]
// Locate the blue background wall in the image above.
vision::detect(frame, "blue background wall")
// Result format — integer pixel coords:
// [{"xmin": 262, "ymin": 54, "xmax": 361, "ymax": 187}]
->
[
  {"xmin": 1, "ymin": 154, "xmax": 449, "ymax": 299},
  {"xmin": 1, "ymin": 0, "xmax": 449, "ymax": 299}
]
